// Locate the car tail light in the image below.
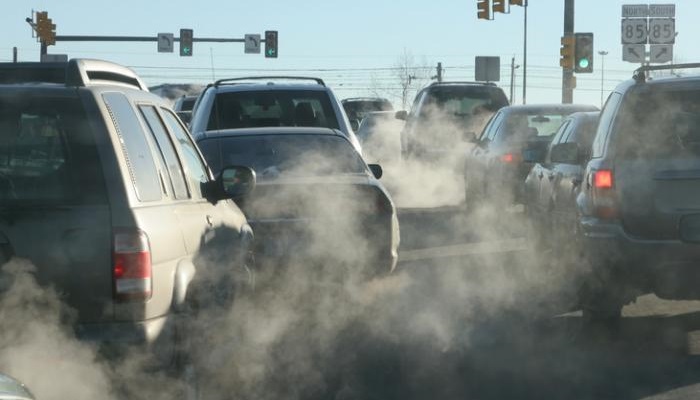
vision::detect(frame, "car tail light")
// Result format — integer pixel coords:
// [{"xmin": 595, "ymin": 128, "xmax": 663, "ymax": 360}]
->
[
  {"xmin": 594, "ymin": 169, "xmax": 613, "ymax": 189},
  {"xmin": 113, "ymin": 229, "xmax": 152, "ymax": 301},
  {"xmin": 591, "ymin": 169, "xmax": 617, "ymax": 219},
  {"xmin": 501, "ymin": 153, "xmax": 521, "ymax": 163}
]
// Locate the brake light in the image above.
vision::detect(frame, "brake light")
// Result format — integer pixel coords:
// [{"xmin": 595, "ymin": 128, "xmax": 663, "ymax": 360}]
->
[
  {"xmin": 594, "ymin": 169, "xmax": 613, "ymax": 189},
  {"xmin": 591, "ymin": 169, "xmax": 617, "ymax": 219},
  {"xmin": 500, "ymin": 153, "xmax": 522, "ymax": 163},
  {"xmin": 113, "ymin": 229, "xmax": 152, "ymax": 301}
]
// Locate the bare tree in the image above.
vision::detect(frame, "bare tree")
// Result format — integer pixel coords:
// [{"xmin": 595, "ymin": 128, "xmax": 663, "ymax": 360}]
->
[
  {"xmin": 366, "ymin": 49, "xmax": 431, "ymax": 110},
  {"xmin": 393, "ymin": 49, "xmax": 431, "ymax": 110}
]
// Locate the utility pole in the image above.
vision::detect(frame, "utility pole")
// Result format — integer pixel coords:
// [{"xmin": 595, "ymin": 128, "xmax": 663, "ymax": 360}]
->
[
  {"xmin": 562, "ymin": 0, "xmax": 575, "ymax": 103},
  {"xmin": 522, "ymin": 0, "xmax": 528, "ymax": 104},
  {"xmin": 509, "ymin": 57, "xmax": 520, "ymax": 104},
  {"xmin": 436, "ymin": 62, "xmax": 443, "ymax": 82},
  {"xmin": 12, "ymin": 47, "xmax": 17, "ymax": 63},
  {"xmin": 598, "ymin": 50, "xmax": 608, "ymax": 107}
]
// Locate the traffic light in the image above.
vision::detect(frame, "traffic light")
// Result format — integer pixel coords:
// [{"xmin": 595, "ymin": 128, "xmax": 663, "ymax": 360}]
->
[
  {"xmin": 35, "ymin": 11, "xmax": 56, "ymax": 46},
  {"xmin": 574, "ymin": 32, "xmax": 594, "ymax": 73},
  {"xmin": 179, "ymin": 28, "xmax": 193, "ymax": 57},
  {"xmin": 493, "ymin": 0, "xmax": 507, "ymax": 13},
  {"xmin": 477, "ymin": 0, "xmax": 491, "ymax": 20},
  {"xmin": 510, "ymin": 0, "xmax": 525, "ymax": 5},
  {"xmin": 560, "ymin": 35, "xmax": 575, "ymax": 70},
  {"xmin": 265, "ymin": 30, "xmax": 278, "ymax": 58}
]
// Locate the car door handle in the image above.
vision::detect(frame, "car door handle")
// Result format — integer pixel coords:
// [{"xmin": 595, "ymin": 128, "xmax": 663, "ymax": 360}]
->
[{"xmin": 206, "ymin": 215, "xmax": 214, "ymax": 226}]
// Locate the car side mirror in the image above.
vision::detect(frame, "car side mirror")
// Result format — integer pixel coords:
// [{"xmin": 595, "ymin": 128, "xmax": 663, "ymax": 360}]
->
[
  {"xmin": 368, "ymin": 164, "xmax": 383, "ymax": 179},
  {"xmin": 463, "ymin": 131, "xmax": 478, "ymax": 143},
  {"xmin": 550, "ymin": 142, "xmax": 580, "ymax": 164},
  {"xmin": 350, "ymin": 119, "xmax": 360, "ymax": 132},
  {"xmin": 395, "ymin": 110, "xmax": 408, "ymax": 121},
  {"xmin": 213, "ymin": 165, "xmax": 256, "ymax": 201}
]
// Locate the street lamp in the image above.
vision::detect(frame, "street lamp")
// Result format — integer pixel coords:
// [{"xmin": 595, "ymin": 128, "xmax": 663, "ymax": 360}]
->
[{"xmin": 598, "ymin": 50, "xmax": 609, "ymax": 107}]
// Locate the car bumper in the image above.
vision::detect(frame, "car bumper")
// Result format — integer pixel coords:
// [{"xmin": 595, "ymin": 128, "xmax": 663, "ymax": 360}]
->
[
  {"xmin": 580, "ymin": 216, "xmax": 700, "ymax": 298},
  {"xmin": 74, "ymin": 314, "xmax": 176, "ymax": 363}
]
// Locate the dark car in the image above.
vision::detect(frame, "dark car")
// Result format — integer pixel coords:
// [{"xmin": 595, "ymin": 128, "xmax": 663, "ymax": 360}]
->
[
  {"xmin": 397, "ymin": 82, "xmax": 509, "ymax": 164},
  {"xmin": 576, "ymin": 64, "xmax": 700, "ymax": 322},
  {"xmin": 523, "ymin": 111, "xmax": 600, "ymax": 247},
  {"xmin": 341, "ymin": 97, "xmax": 394, "ymax": 128},
  {"xmin": 195, "ymin": 127, "xmax": 400, "ymax": 278},
  {"xmin": 0, "ymin": 59, "xmax": 254, "ymax": 373},
  {"xmin": 464, "ymin": 103, "xmax": 598, "ymax": 209}
]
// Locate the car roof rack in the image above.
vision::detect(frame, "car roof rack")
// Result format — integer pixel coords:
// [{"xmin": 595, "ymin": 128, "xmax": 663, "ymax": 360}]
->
[
  {"xmin": 0, "ymin": 58, "xmax": 148, "ymax": 91},
  {"xmin": 633, "ymin": 63, "xmax": 700, "ymax": 83},
  {"xmin": 213, "ymin": 76, "xmax": 325, "ymax": 87},
  {"xmin": 429, "ymin": 81, "xmax": 497, "ymax": 87},
  {"xmin": 342, "ymin": 97, "xmax": 390, "ymax": 102}
]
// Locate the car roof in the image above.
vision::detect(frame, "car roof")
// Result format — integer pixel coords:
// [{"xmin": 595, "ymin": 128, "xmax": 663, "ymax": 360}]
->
[
  {"xmin": 205, "ymin": 83, "xmax": 328, "ymax": 93},
  {"xmin": 500, "ymin": 104, "xmax": 598, "ymax": 114},
  {"xmin": 342, "ymin": 97, "xmax": 391, "ymax": 103},
  {"xmin": 195, "ymin": 126, "xmax": 346, "ymax": 140}
]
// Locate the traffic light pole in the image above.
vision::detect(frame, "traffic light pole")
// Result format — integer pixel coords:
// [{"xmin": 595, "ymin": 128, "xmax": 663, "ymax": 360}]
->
[
  {"xmin": 522, "ymin": 0, "xmax": 528, "ymax": 105},
  {"xmin": 562, "ymin": 0, "xmax": 574, "ymax": 104},
  {"xmin": 54, "ymin": 35, "xmax": 247, "ymax": 44}
]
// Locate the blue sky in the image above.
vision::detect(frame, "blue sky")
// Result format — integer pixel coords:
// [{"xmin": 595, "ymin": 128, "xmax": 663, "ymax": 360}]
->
[{"xmin": 2, "ymin": 0, "xmax": 698, "ymax": 108}]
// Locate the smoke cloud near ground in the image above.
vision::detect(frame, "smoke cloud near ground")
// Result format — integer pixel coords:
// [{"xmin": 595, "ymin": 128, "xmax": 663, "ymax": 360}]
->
[{"xmin": 0, "ymin": 112, "xmax": 592, "ymax": 400}]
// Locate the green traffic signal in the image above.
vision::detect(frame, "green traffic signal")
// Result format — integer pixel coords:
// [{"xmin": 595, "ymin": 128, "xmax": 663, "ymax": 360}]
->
[{"xmin": 578, "ymin": 58, "xmax": 589, "ymax": 69}]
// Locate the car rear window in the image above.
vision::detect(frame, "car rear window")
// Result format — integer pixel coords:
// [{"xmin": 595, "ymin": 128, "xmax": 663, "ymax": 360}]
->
[
  {"xmin": 205, "ymin": 135, "xmax": 366, "ymax": 177},
  {"xmin": 343, "ymin": 100, "xmax": 393, "ymax": 120},
  {"xmin": 497, "ymin": 112, "xmax": 570, "ymax": 142},
  {"xmin": 207, "ymin": 90, "xmax": 340, "ymax": 131},
  {"xmin": 615, "ymin": 88, "xmax": 700, "ymax": 159},
  {"xmin": 0, "ymin": 95, "xmax": 106, "ymax": 204},
  {"xmin": 418, "ymin": 86, "xmax": 508, "ymax": 133}
]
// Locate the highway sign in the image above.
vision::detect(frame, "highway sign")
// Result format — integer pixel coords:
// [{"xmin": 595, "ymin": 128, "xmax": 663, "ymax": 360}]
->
[
  {"xmin": 650, "ymin": 44, "xmax": 673, "ymax": 63},
  {"xmin": 157, "ymin": 33, "xmax": 174, "ymax": 53},
  {"xmin": 622, "ymin": 4, "xmax": 649, "ymax": 18},
  {"xmin": 622, "ymin": 44, "xmax": 645, "ymax": 63},
  {"xmin": 649, "ymin": 4, "xmax": 675, "ymax": 17},
  {"xmin": 244, "ymin": 34, "xmax": 261, "ymax": 54},
  {"xmin": 648, "ymin": 18, "xmax": 675, "ymax": 44},
  {"xmin": 621, "ymin": 18, "xmax": 648, "ymax": 44}
]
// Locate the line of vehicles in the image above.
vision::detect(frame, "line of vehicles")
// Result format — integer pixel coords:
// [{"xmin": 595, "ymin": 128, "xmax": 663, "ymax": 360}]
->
[{"xmin": 3, "ymin": 56, "xmax": 700, "ymax": 398}]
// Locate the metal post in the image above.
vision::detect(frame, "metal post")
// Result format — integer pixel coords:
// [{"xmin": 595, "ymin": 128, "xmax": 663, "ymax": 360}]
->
[
  {"xmin": 13, "ymin": 47, "xmax": 17, "ymax": 63},
  {"xmin": 598, "ymin": 50, "xmax": 608, "ymax": 107},
  {"xmin": 522, "ymin": 0, "xmax": 528, "ymax": 104},
  {"xmin": 510, "ymin": 57, "xmax": 518, "ymax": 104},
  {"xmin": 437, "ymin": 62, "xmax": 443, "ymax": 82},
  {"xmin": 562, "ymin": 0, "xmax": 575, "ymax": 104}
]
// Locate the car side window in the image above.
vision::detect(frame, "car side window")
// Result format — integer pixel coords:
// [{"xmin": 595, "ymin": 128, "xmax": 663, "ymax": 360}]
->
[
  {"xmin": 592, "ymin": 93, "xmax": 622, "ymax": 158},
  {"xmin": 139, "ymin": 106, "xmax": 189, "ymax": 200},
  {"xmin": 161, "ymin": 109, "xmax": 209, "ymax": 199},
  {"xmin": 485, "ymin": 112, "xmax": 504, "ymax": 141},
  {"xmin": 545, "ymin": 120, "xmax": 571, "ymax": 164},
  {"xmin": 102, "ymin": 92, "xmax": 162, "ymax": 202}
]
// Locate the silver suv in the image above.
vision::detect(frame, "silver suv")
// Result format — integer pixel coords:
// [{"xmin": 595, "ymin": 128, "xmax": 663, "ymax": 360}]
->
[
  {"xmin": 188, "ymin": 76, "xmax": 362, "ymax": 153},
  {"xmin": 0, "ymin": 59, "xmax": 255, "ymax": 366}
]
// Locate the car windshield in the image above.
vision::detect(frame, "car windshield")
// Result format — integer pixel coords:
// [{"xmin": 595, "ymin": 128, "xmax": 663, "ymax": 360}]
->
[
  {"xmin": 216, "ymin": 134, "xmax": 366, "ymax": 177},
  {"xmin": 207, "ymin": 90, "xmax": 340, "ymax": 131}
]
